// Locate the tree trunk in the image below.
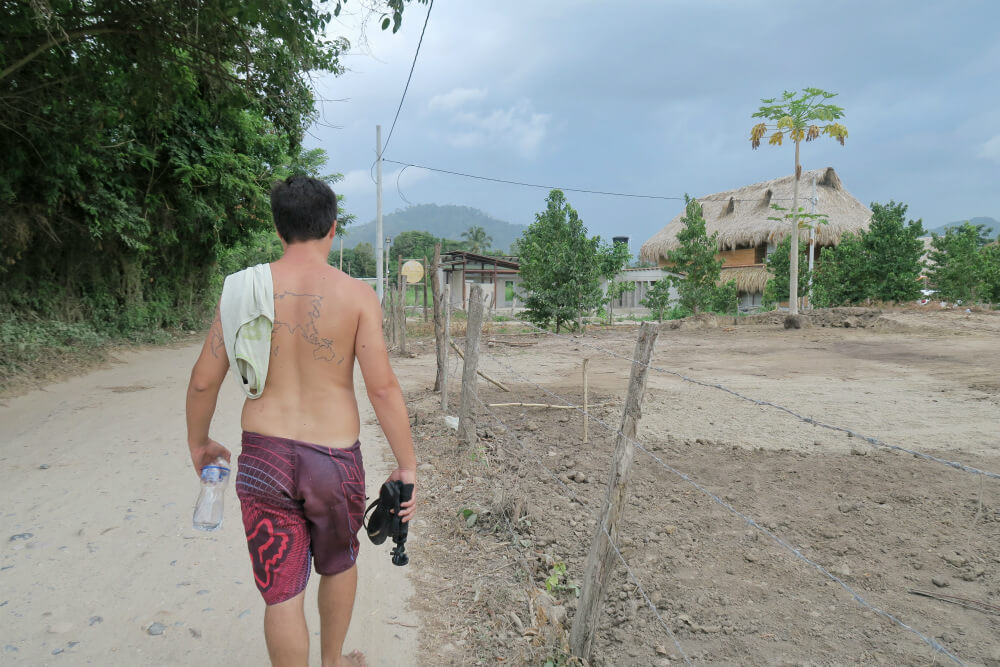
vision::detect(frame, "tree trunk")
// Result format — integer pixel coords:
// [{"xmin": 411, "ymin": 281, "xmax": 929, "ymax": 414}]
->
[{"xmin": 789, "ymin": 140, "xmax": 801, "ymax": 316}]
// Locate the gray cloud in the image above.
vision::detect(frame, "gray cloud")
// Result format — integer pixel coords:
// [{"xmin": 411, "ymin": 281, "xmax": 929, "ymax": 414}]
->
[{"xmin": 306, "ymin": 0, "xmax": 1000, "ymax": 244}]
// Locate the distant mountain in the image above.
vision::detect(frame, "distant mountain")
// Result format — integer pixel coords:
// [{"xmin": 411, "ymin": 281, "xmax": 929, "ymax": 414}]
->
[
  {"xmin": 339, "ymin": 204, "xmax": 526, "ymax": 252},
  {"xmin": 924, "ymin": 216, "xmax": 998, "ymax": 238}
]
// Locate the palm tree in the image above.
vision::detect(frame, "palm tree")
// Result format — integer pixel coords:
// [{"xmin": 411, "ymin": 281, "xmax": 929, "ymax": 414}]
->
[{"xmin": 461, "ymin": 225, "xmax": 492, "ymax": 254}]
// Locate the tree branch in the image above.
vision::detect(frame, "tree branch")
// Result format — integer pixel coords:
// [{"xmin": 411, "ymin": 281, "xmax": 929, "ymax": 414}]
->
[{"xmin": 1, "ymin": 27, "xmax": 125, "ymax": 82}]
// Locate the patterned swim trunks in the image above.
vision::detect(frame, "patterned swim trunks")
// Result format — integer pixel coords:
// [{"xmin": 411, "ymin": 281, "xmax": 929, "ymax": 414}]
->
[{"xmin": 235, "ymin": 431, "xmax": 366, "ymax": 605}]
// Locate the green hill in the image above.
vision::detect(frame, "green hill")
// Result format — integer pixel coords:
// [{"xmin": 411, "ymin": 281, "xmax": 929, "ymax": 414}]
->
[
  {"xmin": 925, "ymin": 216, "xmax": 998, "ymax": 238},
  {"xmin": 340, "ymin": 204, "xmax": 525, "ymax": 252}
]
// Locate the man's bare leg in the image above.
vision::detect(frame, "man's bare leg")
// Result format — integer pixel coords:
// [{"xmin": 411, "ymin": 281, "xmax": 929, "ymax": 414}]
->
[
  {"xmin": 263, "ymin": 591, "xmax": 309, "ymax": 667},
  {"xmin": 318, "ymin": 564, "xmax": 364, "ymax": 667}
]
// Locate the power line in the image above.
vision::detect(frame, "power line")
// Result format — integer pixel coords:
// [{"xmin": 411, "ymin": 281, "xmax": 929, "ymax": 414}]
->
[
  {"xmin": 382, "ymin": 0, "xmax": 434, "ymax": 157},
  {"xmin": 384, "ymin": 159, "xmax": 800, "ymax": 203}
]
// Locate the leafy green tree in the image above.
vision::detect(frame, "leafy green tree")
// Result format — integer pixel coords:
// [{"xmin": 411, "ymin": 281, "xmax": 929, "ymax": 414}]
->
[
  {"xmin": 711, "ymin": 279, "xmax": 739, "ymax": 315},
  {"xmin": 810, "ymin": 234, "xmax": 869, "ymax": 307},
  {"xmin": 979, "ymin": 241, "xmax": 1000, "ymax": 304},
  {"xmin": 517, "ymin": 190, "xmax": 605, "ymax": 332},
  {"xmin": 750, "ymin": 88, "xmax": 848, "ymax": 314},
  {"xmin": 389, "ymin": 231, "xmax": 438, "ymax": 264},
  {"xmin": 339, "ymin": 243, "xmax": 377, "ymax": 278},
  {"xmin": 927, "ymin": 222, "xmax": 992, "ymax": 303},
  {"xmin": 810, "ymin": 201, "xmax": 926, "ymax": 306},
  {"xmin": 461, "ymin": 226, "xmax": 493, "ymax": 254},
  {"xmin": 599, "ymin": 241, "xmax": 633, "ymax": 323},
  {"xmin": 641, "ymin": 277, "xmax": 673, "ymax": 322},
  {"xmin": 859, "ymin": 201, "xmax": 925, "ymax": 301},
  {"xmin": 663, "ymin": 197, "xmax": 735, "ymax": 314},
  {"xmin": 0, "ymin": 0, "xmax": 419, "ymax": 336}
]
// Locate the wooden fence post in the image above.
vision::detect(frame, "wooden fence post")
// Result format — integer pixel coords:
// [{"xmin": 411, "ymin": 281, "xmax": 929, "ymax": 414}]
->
[
  {"xmin": 442, "ymin": 283, "xmax": 451, "ymax": 411},
  {"xmin": 583, "ymin": 358, "xmax": 590, "ymax": 444},
  {"xmin": 431, "ymin": 244, "xmax": 445, "ymax": 393},
  {"xmin": 395, "ymin": 284, "xmax": 407, "ymax": 355},
  {"xmin": 569, "ymin": 322, "xmax": 659, "ymax": 662},
  {"xmin": 384, "ymin": 283, "xmax": 395, "ymax": 347},
  {"xmin": 423, "ymin": 255, "xmax": 429, "ymax": 322},
  {"xmin": 458, "ymin": 284, "xmax": 485, "ymax": 444}
]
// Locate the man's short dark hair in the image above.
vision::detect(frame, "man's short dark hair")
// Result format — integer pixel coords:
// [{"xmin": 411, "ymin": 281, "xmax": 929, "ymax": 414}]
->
[{"xmin": 270, "ymin": 175, "xmax": 338, "ymax": 243}]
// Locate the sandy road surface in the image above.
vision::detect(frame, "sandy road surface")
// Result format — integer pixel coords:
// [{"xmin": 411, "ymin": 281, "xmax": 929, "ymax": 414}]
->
[{"xmin": 0, "ymin": 342, "xmax": 418, "ymax": 666}]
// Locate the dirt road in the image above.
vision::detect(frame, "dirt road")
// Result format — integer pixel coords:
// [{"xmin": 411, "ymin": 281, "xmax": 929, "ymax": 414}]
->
[{"xmin": 0, "ymin": 342, "xmax": 418, "ymax": 666}]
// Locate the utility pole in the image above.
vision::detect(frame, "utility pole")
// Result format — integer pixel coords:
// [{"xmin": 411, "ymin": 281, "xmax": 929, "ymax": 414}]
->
[
  {"xmin": 376, "ymin": 124, "xmax": 384, "ymax": 303},
  {"xmin": 807, "ymin": 175, "xmax": 817, "ymax": 309}
]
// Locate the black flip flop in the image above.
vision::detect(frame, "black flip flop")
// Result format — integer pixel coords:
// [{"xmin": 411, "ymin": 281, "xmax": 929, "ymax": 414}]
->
[{"xmin": 363, "ymin": 480, "xmax": 414, "ymax": 565}]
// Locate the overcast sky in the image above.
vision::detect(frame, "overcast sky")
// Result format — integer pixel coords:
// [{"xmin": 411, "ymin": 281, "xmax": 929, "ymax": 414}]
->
[{"xmin": 305, "ymin": 0, "xmax": 1000, "ymax": 245}]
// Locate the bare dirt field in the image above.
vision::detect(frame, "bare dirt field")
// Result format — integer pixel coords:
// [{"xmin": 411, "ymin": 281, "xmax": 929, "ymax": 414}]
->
[{"xmin": 398, "ymin": 308, "xmax": 1000, "ymax": 667}]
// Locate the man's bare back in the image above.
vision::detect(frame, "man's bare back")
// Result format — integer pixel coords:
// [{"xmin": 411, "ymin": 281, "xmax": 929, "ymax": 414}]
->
[{"xmin": 241, "ymin": 261, "xmax": 368, "ymax": 447}]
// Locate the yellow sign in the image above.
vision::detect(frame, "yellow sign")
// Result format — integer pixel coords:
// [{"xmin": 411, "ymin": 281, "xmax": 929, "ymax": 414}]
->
[{"xmin": 401, "ymin": 259, "xmax": 424, "ymax": 284}]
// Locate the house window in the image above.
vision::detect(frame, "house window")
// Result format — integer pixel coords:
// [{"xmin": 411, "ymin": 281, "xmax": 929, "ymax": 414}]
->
[{"xmin": 505, "ymin": 281, "xmax": 515, "ymax": 303}]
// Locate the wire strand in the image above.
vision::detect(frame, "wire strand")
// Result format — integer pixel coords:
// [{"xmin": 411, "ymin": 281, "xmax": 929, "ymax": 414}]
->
[
  {"xmin": 470, "ymin": 391, "xmax": 693, "ymax": 666},
  {"xmin": 492, "ymin": 313, "xmax": 1000, "ymax": 481},
  {"xmin": 472, "ymin": 333, "xmax": 967, "ymax": 666},
  {"xmin": 384, "ymin": 159, "xmax": 802, "ymax": 202},
  {"xmin": 382, "ymin": 0, "xmax": 433, "ymax": 157}
]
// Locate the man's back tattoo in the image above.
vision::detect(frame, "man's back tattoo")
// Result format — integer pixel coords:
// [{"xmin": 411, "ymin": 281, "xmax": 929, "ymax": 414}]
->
[{"xmin": 272, "ymin": 291, "xmax": 345, "ymax": 364}]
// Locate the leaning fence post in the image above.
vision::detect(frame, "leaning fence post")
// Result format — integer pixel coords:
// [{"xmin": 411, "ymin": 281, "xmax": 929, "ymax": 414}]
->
[
  {"xmin": 570, "ymin": 322, "xmax": 658, "ymax": 662},
  {"xmin": 458, "ymin": 284, "xmax": 485, "ymax": 445}
]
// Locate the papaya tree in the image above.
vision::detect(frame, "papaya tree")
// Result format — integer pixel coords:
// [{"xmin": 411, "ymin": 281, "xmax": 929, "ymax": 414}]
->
[{"xmin": 750, "ymin": 88, "xmax": 848, "ymax": 314}]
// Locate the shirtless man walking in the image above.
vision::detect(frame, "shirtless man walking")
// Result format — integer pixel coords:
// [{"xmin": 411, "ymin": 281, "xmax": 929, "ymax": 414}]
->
[{"xmin": 185, "ymin": 175, "xmax": 416, "ymax": 667}]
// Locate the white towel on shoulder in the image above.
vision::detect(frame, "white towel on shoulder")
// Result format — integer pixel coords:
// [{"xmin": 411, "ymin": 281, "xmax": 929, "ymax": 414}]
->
[{"xmin": 220, "ymin": 264, "xmax": 274, "ymax": 399}]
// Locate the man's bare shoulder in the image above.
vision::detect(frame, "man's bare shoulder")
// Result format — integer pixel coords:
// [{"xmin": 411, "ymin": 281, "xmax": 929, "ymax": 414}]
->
[{"xmin": 339, "ymin": 274, "xmax": 379, "ymax": 304}]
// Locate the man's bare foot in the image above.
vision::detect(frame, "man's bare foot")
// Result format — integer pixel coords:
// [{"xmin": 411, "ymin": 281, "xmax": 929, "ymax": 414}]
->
[{"xmin": 335, "ymin": 650, "xmax": 366, "ymax": 667}]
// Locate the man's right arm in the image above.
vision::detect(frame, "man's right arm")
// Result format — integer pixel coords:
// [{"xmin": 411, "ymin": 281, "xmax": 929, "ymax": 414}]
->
[{"xmin": 354, "ymin": 284, "xmax": 417, "ymax": 521}]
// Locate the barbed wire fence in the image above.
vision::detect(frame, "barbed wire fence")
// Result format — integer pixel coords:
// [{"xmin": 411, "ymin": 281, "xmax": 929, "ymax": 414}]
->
[{"xmin": 423, "ymin": 284, "xmax": 994, "ymax": 666}]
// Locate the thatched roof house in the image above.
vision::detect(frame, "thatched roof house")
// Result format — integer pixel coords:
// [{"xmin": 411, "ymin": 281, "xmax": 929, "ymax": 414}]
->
[{"xmin": 639, "ymin": 167, "xmax": 872, "ymax": 308}]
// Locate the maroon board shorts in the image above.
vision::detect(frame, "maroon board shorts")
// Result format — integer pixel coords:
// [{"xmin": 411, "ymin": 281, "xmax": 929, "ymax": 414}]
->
[{"xmin": 235, "ymin": 431, "xmax": 366, "ymax": 605}]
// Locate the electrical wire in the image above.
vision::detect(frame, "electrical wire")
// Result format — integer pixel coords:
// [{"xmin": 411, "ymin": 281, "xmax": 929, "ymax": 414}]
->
[
  {"xmin": 383, "ymin": 159, "xmax": 800, "ymax": 203},
  {"xmin": 383, "ymin": 0, "xmax": 433, "ymax": 157},
  {"xmin": 368, "ymin": 0, "xmax": 434, "ymax": 184}
]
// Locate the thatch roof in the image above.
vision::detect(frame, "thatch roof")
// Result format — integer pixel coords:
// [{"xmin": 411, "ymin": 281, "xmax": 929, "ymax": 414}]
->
[
  {"xmin": 640, "ymin": 167, "xmax": 872, "ymax": 264},
  {"xmin": 719, "ymin": 266, "xmax": 772, "ymax": 294}
]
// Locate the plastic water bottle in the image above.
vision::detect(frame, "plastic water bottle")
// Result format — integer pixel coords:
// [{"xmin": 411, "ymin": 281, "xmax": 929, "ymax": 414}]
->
[{"xmin": 193, "ymin": 457, "xmax": 230, "ymax": 531}]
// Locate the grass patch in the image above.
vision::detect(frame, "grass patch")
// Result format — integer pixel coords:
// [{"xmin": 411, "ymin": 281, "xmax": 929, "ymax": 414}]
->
[{"xmin": 0, "ymin": 309, "xmax": 201, "ymax": 396}]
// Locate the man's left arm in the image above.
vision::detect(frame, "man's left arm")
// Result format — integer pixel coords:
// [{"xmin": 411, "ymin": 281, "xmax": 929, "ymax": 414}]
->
[{"xmin": 185, "ymin": 303, "xmax": 231, "ymax": 476}]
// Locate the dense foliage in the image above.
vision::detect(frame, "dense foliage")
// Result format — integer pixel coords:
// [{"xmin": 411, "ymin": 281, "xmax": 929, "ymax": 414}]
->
[
  {"xmin": 517, "ymin": 190, "xmax": 620, "ymax": 332},
  {"xmin": 1, "ymin": 1, "xmax": 421, "ymax": 343},
  {"xmin": 661, "ymin": 197, "xmax": 737, "ymax": 315},
  {"xmin": 926, "ymin": 223, "xmax": 1000, "ymax": 304},
  {"xmin": 809, "ymin": 201, "xmax": 926, "ymax": 307}
]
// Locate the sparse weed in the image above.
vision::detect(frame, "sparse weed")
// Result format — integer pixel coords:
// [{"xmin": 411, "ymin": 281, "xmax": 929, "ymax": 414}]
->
[{"xmin": 544, "ymin": 561, "xmax": 580, "ymax": 598}]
